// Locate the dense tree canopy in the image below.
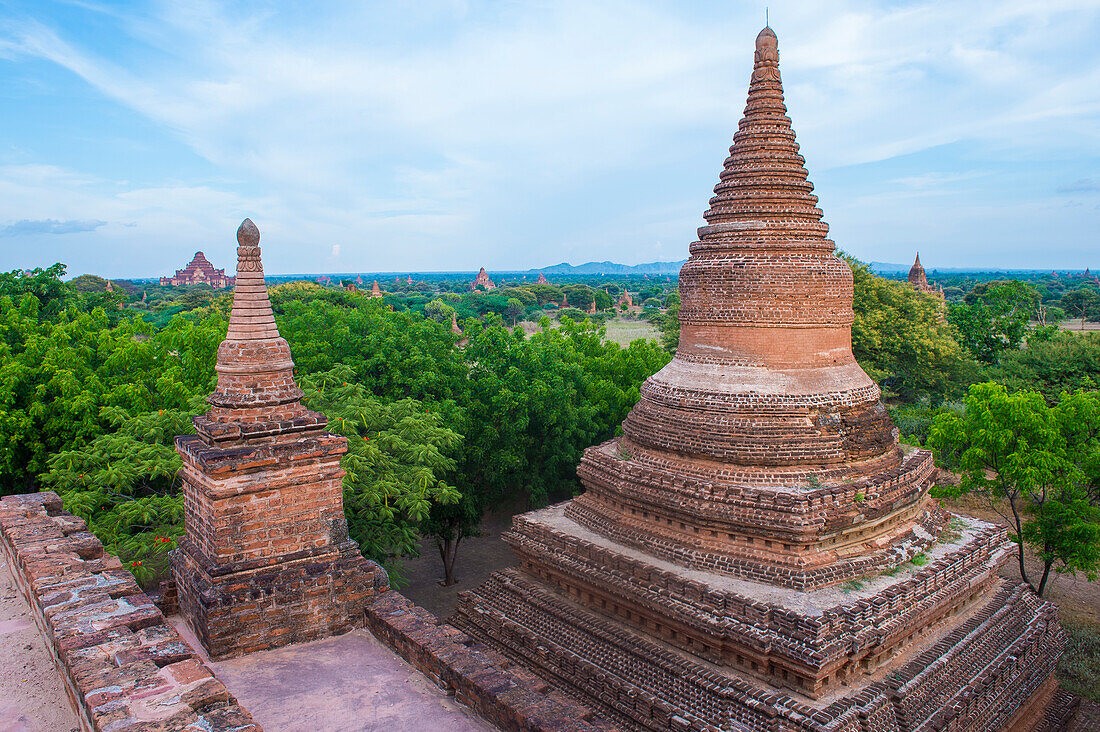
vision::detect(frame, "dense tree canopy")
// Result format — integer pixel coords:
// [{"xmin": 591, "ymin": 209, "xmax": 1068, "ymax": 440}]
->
[
  {"xmin": 848, "ymin": 258, "xmax": 970, "ymax": 400},
  {"xmin": 948, "ymin": 280, "xmax": 1040, "ymax": 364},
  {"xmin": 6, "ymin": 259, "xmax": 1100, "ymax": 598},
  {"xmin": 1, "ymin": 265, "xmax": 670, "ymax": 585},
  {"xmin": 991, "ymin": 331, "xmax": 1100, "ymax": 403}
]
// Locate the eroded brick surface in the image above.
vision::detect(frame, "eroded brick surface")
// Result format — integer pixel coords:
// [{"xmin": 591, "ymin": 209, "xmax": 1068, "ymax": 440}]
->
[
  {"xmin": 451, "ymin": 27, "xmax": 1074, "ymax": 732},
  {"xmin": 0, "ymin": 491, "xmax": 262, "ymax": 732},
  {"xmin": 171, "ymin": 218, "xmax": 386, "ymax": 660}
]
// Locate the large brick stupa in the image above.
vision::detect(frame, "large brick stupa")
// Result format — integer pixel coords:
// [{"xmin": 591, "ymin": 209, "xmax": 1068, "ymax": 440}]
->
[
  {"xmin": 452, "ymin": 27, "xmax": 1069, "ymax": 731},
  {"xmin": 172, "ymin": 219, "xmax": 385, "ymax": 659}
]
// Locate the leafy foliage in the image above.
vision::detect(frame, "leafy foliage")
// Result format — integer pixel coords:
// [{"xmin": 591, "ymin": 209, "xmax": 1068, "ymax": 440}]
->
[
  {"xmin": 300, "ymin": 366, "xmax": 461, "ymax": 580},
  {"xmin": 6, "ymin": 268, "xmax": 669, "ymax": 586},
  {"xmin": 948, "ymin": 280, "xmax": 1039, "ymax": 364},
  {"xmin": 848, "ymin": 258, "xmax": 970, "ymax": 399},
  {"xmin": 991, "ymin": 331, "xmax": 1100, "ymax": 402},
  {"xmin": 929, "ymin": 383, "xmax": 1100, "ymax": 596},
  {"xmin": 40, "ymin": 407, "xmax": 197, "ymax": 587}
]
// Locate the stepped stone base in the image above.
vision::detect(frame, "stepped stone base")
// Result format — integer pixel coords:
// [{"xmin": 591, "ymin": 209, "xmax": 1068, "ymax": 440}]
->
[
  {"xmin": 452, "ymin": 504, "xmax": 1069, "ymax": 732},
  {"xmin": 172, "ymin": 540, "xmax": 386, "ymax": 660}
]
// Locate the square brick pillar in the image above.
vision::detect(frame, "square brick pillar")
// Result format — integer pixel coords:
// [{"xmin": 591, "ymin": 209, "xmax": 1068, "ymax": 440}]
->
[{"xmin": 171, "ymin": 219, "xmax": 386, "ymax": 659}]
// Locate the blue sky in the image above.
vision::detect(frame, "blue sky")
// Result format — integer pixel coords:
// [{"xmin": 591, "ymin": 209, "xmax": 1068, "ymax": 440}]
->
[{"xmin": 1, "ymin": 0, "xmax": 1098, "ymax": 278}]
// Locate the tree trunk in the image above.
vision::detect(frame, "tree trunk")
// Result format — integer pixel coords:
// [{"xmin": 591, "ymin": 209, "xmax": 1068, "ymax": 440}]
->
[
  {"xmin": 438, "ymin": 536, "xmax": 462, "ymax": 587},
  {"xmin": 1037, "ymin": 560, "xmax": 1054, "ymax": 597},
  {"xmin": 1006, "ymin": 494, "xmax": 1035, "ymax": 593}
]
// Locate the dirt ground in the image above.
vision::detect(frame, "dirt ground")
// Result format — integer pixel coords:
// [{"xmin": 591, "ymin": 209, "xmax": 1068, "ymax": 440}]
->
[
  {"xmin": 0, "ymin": 558, "xmax": 80, "ymax": 732},
  {"xmin": 1058, "ymin": 319, "xmax": 1100, "ymax": 332},
  {"xmin": 397, "ymin": 513, "xmax": 518, "ymax": 620}
]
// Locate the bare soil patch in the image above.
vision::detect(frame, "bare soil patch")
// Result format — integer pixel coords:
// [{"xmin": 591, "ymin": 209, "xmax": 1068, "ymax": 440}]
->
[{"xmin": 0, "ymin": 558, "xmax": 80, "ymax": 732}]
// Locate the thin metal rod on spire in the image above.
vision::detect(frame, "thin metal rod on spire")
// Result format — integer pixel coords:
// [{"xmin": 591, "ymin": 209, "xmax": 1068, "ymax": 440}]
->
[{"xmin": 766, "ymin": 6, "xmax": 769, "ymax": 27}]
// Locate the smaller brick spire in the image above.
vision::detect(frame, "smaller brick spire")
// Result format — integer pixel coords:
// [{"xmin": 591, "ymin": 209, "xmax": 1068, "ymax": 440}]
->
[
  {"xmin": 225, "ymin": 220, "xmax": 279, "ymax": 342},
  {"xmin": 202, "ymin": 219, "xmax": 311, "ymax": 432}
]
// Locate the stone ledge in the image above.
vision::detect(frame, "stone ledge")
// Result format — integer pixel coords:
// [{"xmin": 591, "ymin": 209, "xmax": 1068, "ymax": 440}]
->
[
  {"xmin": 0, "ymin": 491, "xmax": 262, "ymax": 732},
  {"xmin": 365, "ymin": 590, "xmax": 619, "ymax": 732}
]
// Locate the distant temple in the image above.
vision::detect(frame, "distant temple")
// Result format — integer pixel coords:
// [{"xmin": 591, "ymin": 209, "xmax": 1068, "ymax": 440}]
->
[
  {"xmin": 908, "ymin": 252, "xmax": 944, "ymax": 298},
  {"xmin": 160, "ymin": 251, "xmax": 234, "ymax": 288},
  {"xmin": 471, "ymin": 267, "xmax": 496, "ymax": 290},
  {"xmin": 370, "ymin": 280, "xmax": 382, "ymax": 298},
  {"xmin": 536, "ymin": 272, "xmax": 549, "ymax": 285},
  {"xmin": 617, "ymin": 291, "xmax": 634, "ymax": 310}
]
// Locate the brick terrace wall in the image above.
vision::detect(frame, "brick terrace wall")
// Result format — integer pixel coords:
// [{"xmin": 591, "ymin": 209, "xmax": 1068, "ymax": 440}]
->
[
  {"xmin": 0, "ymin": 492, "xmax": 261, "ymax": 732},
  {"xmin": 365, "ymin": 590, "xmax": 620, "ymax": 732}
]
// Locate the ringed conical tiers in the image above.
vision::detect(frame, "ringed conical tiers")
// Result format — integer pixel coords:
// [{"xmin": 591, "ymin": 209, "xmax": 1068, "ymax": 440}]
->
[
  {"xmin": 565, "ymin": 27, "xmax": 940, "ymax": 590},
  {"xmin": 453, "ymin": 29, "xmax": 1067, "ymax": 727},
  {"xmin": 198, "ymin": 219, "xmax": 322, "ymax": 440}
]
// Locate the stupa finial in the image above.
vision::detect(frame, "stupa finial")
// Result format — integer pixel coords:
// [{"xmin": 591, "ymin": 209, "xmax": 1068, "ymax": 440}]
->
[{"xmin": 237, "ymin": 218, "xmax": 259, "ymax": 248}]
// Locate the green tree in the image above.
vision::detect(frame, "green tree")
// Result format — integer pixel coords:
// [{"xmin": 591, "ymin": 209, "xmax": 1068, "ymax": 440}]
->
[
  {"xmin": 498, "ymin": 287, "xmax": 537, "ymax": 306},
  {"xmin": 505, "ymin": 297, "xmax": 525, "ymax": 326},
  {"xmin": 593, "ymin": 289, "xmax": 613, "ymax": 311},
  {"xmin": 561, "ymin": 285, "xmax": 594, "ymax": 310},
  {"xmin": 298, "ymin": 366, "xmax": 463, "ymax": 580},
  {"xmin": 528, "ymin": 283, "xmax": 564, "ymax": 305},
  {"xmin": 424, "ymin": 298, "xmax": 457, "ymax": 324},
  {"xmin": 848, "ymin": 259, "xmax": 970, "ymax": 399},
  {"xmin": 992, "ymin": 331, "xmax": 1100, "ymax": 402},
  {"xmin": 655, "ymin": 291, "xmax": 680, "ymax": 352},
  {"xmin": 929, "ymin": 383, "xmax": 1100, "ymax": 596},
  {"xmin": 68, "ymin": 274, "xmax": 110, "ymax": 292},
  {"xmin": 1062, "ymin": 289, "xmax": 1100, "ymax": 329},
  {"xmin": 0, "ymin": 264, "xmax": 74, "ymax": 320},
  {"xmin": 40, "ymin": 406, "xmax": 198, "ymax": 586},
  {"xmin": 948, "ymin": 280, "xmax": 1039, "ymax": 363}
]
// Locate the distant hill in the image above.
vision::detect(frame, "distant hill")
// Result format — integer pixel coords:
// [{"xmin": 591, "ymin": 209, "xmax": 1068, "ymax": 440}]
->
[
  {"xmin": 868, "ymin": 261, "xmax": 910, "ymax": 274},
  {"xmin": 535, "ymin": 260, "xmax": 687, "ymax": 275}
]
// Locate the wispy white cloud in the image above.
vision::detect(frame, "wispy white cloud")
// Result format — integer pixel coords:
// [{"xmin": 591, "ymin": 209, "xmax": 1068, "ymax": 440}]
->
[
  {"xmin": 0, "ymin": 218, "xmax": 106, "ymax": 236},
  {"xmin": 1, "ymin": 0, "xmax": 1099, "ymax": 273}
]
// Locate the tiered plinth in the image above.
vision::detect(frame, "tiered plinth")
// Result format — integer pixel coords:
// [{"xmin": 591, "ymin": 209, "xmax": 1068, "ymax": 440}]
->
[
  {"xmin": 453, "ymin": 504, "xmax": 1068, "ymax": 731},
  {"xmin": 171, "ymin": 425, "xmax": 386, "ymax": 659},
  {"xmin": 452, "ymin": 26, "xmax": 1069, "ymax": 731},
  {"xmin": 571, "ymin": 440, "xmax": 942, "ymax": 590}
]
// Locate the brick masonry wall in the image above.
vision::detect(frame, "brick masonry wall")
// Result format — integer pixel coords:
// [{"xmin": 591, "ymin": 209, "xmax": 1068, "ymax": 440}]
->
[
  {"xmin": 0, "ymin": 492, "xmax": 261, "ymax": 732},
  {"xmin": 454, "ymin": 570, "xmax": 1075, "ymax": 732},
  {"xmin": 364, "ymin": 590, "xmax": 620, "ymax": 732}
]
